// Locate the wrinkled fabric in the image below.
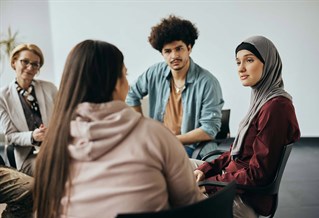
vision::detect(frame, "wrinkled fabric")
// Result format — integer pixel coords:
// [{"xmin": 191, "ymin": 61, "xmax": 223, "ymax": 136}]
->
[
  {"xmin": 231, "ymin": 36, "xmax": 292, "ymax": 156},
  {"xmin": 60, "ymin": 101, "xmax": 204, "ymax": 218},
  {"xmin": 126, "ymin": 58, "xmax": 224, "ymax": 156},
  {"xmin": 0, "ymin": 79, "xmax": 57, "ymax": 170},
  {"xmin": 198, "ymin": 97, "xmax": 300, "ymax": 216},
  {"xmin": 0, "ymin": 166, "xmax": 33, "ymax": 218}
]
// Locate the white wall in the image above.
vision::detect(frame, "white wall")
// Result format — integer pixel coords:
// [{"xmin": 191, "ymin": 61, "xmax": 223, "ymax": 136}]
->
[
  {"xmin": 0, "ymin": 1, "xmax": 54, "ymax": 86},
  {"xmin": 1, "ymin": 0, "xmax": 318, "ymax": 137}
]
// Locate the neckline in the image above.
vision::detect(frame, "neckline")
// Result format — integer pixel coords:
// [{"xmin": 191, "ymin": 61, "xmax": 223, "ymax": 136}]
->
[{"xmin": 172, "ymin": 79, "xmax": 185, "ymax": 94}]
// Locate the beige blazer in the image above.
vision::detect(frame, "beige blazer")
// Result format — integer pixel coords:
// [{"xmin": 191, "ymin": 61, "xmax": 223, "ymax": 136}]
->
[{"xmin": 0, "ymin": 79, "xmax": 57, "ymax": 170}]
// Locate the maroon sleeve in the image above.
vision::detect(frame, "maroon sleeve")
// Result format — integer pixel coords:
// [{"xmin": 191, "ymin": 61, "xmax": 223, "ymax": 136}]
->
[
  {"xmin": 203, "ymin": 97, "xmax": 300, "ymax": 194},
  {"xmin": 197, "ymin": 150, "xmax": 231, "ymax": 177}
]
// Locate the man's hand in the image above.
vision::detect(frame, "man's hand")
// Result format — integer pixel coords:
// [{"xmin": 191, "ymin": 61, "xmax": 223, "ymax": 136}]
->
[{"xmin": 176, "ymin": 128, "xmax": 212, "ymax": 145}]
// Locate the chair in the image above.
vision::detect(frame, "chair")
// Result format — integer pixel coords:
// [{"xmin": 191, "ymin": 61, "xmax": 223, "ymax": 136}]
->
[
  {"xmin": 116, "ymin": 181, "xmax": 236, "ymax": 218},
  {"xmin": 0, "ymin": 155, "xmax": 5, "ymax": 166},
  {"xmin": 0, "ymin": 133, "xmax": 16, "ymax": 168},
  {"xmin": 199, "ymin": 143, "xmax": 293, "ymax": 218},
  {"xmin": 0, "ymin": 133, "xmax": 6, "ymax": 165},
  {"xmin": 6, "ymin": 144, "xmax": 16, "ymax": 168},
  {"xmin": 214, "ymin": 109, "xmax": 231, "ymax": 144},
  {"xmin": 192, "ymin": 109, "xmax": 231, "ymax": 159}
]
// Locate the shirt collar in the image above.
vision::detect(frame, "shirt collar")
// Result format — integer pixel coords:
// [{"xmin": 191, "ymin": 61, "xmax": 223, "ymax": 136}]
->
[{"xmin": 164, "ymin": 57, "xmax": 197, "ymax": 84}]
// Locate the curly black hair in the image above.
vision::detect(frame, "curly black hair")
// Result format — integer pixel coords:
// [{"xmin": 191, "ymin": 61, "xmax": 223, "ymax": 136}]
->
[{"xmin": 148, "ymin": 15, "xmax": 199, "ymax": 52}]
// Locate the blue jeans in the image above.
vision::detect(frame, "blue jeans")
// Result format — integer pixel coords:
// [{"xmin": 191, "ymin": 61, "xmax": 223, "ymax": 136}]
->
[{"xmin": 185, "ymin": 146, "xmax": 195, "ymax": 157}]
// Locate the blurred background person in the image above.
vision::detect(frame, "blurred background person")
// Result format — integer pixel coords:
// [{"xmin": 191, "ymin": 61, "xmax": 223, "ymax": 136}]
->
[{"xmin": 0, "ymin": 43, "xmax": 57, "ymax": 176}]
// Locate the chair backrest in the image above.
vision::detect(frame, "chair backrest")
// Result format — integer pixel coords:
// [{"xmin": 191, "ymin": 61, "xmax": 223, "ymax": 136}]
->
[
  {"xmin": 0, "ymin": 133, "xmax": 16, "ymax": 168},
  {"xmin": 215, "ymin": 109, "xmax": 231, "ymax": 142},
  {"xmin": 6, "ymin": 144, "xmax": 16, "ymax": 168},
  {"xmin": 0, "ymin": 155, "xmax": 5, "ymax": 165},
  {"xmin": 266, "ymin": 143, "xmax": 293, "ymax": 194},
  {"xmin": 0, "ymin": 133, "xmax": 6, "ymax": 165},
  {"xmin": 199, "ymin": 143, "xmax": 293, "ymax": 217},
  {"xmin": 235, "ymin": 143, "xmax": 293, "ymax": 217},
  {"xmin": 237, "ymin": 143, "xmax": 293, "ymax": 195},
  {"xmin": 116, "ymin": 181, "xmax": 236, "ymax": 218}
]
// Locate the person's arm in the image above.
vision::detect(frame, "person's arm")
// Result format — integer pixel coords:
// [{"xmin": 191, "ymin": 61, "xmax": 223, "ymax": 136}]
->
[
  {"xmin": 196, "ymin": 149, "xmax": 232, "ymax": 178},
  {"xmin": 0, "ymin": 114, "xmax": 33, "ymax": 146},
  {"xmin": 131, "ymin": 105, "xmax": 144, "ymax": 115},
  {"xmin": 126, "ymin": 68, "xmax": 151, "ymax": 109},
  {"xmin": 176, "ymin": 128, "xmax": 211, "ymax": 145},
  {"xmin": 155, "ymin": 123, "xmax": 205, "ymax": 207},
  {"xmin": 0, "ymin": 98, "xmax": 33, "ymax": 146},
  {"xmin": 195, "ymin": 75, "xmax": 224, "ymax": 143}
]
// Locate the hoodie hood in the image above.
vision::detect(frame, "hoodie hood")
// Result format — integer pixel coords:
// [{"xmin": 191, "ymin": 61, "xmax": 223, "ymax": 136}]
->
[{"xmin": 68, "ymin": 101, "xmax": 142, "ymax": 161}]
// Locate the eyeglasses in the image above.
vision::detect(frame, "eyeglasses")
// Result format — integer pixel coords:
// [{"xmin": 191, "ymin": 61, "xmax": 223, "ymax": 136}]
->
[{"xmin": 19, "ymin": 59, "xmax": 40, "ymax": 70}]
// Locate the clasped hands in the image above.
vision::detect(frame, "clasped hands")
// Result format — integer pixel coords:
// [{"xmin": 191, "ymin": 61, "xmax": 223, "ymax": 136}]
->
[
  {"xmin": 194, "ymin": 169, "xmax": 207, "ymax": 194},
  {"xmin": 32, "ymin": 124, "xmax": 47, "ymax": 143}
]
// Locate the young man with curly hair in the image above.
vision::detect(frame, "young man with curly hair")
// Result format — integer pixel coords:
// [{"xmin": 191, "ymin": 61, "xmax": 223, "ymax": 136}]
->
[{"xmin": 126, "ymin": 15, "xmax": 224, "ymax": 159}]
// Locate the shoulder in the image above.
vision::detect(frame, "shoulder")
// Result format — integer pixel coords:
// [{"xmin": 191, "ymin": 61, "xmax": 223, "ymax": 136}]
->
[
  {"xmin": 261, "ymin": 96, "xmax": 294, "ymax": 112},
  {"xmin": 34, "ymin": 79, "xmax": 58, "ymax": 92},
  {"xmin": 138, "ymin": 117, "xmax": 179, "ymax": 143},
  {"xmin": 150, "ymin": 61, "xmax": 169, "ymax": 70},
  {"xmin": 256, "ymin": 96, "xmax": 300, "ymax": 141},
  {"xmin": 136, "ymin": 116, "xmax": 185, "ymax": 157},
  {"xmin": 0, "ymin": 81, "xmax": 15, "ymax": 100},
  {"xmin": 144, "ymin": 61, "xmax": 170, "ymax": 77},
  {"xmin": 189, "ymin": 63, "xmax": 222, "ymax": 94},
  {"xmin": 192, "ymin": 61, "xmax": 220, "ymax": 83},
  {"xmin": 0, "ymin": 84, "xmax": 10, "ymax": 95},
  {"xmin": 258, "ymin": 96, "xmax": 295, "ymax": 122},
  {"xmin": 139, "ymin": 116, "xmax": 169, "ymax": 133},
  {"xmin": 34, "ymin": 79, "xmax": 56, "ymax": 87}
]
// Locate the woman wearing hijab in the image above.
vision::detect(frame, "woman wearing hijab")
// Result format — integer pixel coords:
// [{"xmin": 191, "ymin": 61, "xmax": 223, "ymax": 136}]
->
[{"xmin": 193, "ymin": 36, "xmax": 300, "ymax": 217}]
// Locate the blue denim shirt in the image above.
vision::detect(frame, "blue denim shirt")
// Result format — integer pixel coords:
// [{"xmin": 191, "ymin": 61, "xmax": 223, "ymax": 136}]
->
[{"xmin": 126, "ymin": 58, "xmax": 224, "ymax": 154}]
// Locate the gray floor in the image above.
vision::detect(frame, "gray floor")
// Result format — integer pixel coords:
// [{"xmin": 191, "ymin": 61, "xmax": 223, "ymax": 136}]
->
[
  {"xmin": 220, "ymin": 138, "xmax": 319, "ymax": 218},
  {"xmin": 275, "ymin": 138, "xmax": 319, "ymax": 218}
]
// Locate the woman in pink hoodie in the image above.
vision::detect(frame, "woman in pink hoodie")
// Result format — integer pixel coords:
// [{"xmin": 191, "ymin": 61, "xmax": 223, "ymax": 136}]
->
[{"xmin": 33, "ymin": 40, "xmax": 204, "ymax": 218}]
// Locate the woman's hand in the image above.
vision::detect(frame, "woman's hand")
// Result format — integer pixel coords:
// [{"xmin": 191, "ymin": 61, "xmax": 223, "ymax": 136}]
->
[
  {"xmin": 194, "ymin": 170, "xmax": 207, "ymax": 194},
  {"xmin": 194, "ymin": 169, "xmax": 205, "ymax": 182},
  {"xmin": 32, "ymin": 124, "xmax": 47, "ymax": 142}
]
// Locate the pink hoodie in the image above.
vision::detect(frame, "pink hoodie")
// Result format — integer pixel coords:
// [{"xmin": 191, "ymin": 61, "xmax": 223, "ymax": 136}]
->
[{"xmin": 60, "ymin": 101, "xmax": 204, "ymax": 218}]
